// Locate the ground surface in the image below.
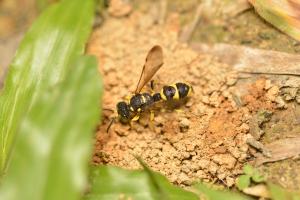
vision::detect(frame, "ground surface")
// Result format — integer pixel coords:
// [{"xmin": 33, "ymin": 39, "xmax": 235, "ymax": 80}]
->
[
  {"xmin": 88, "ymin": 8, "xmax": 300, "ymax": 188},
  {"xmin": 1, "ymin": 0, "xmax": 299, "ymax": 191}
]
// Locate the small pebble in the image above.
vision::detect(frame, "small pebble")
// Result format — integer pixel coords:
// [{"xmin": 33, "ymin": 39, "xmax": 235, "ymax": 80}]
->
[{"xmin": 179, "ymin": 118, "xmax": 190, "ymax": 132}]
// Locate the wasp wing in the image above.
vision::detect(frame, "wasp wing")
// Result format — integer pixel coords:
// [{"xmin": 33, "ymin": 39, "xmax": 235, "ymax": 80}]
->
[{"xmin": 135, "ymin": 45, "xmax": 164, "ymax": 93}]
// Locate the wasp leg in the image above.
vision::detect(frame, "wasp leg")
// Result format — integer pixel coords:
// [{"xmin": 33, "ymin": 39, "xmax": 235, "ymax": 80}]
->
[
  {"xmin": 129, "ymin": 114, "xmax": 140, "ymax": 131},
  {"xmin": 131, "ymin": 114, "xmax": 140, "ymax": 121},
  {"xmin": 150, "ymin": 110, "xmax": 155, "ymax": 121},
  {"xmin": 174, "ymin": 109, "xmax": 186, "ymax": 119},
  {"xmin": 125, "ymin": 95, "xmax": 132, "ymax": 104},
  {"xmin": 175, "ymin": 109, "xmax": 184, "ymax": 113},
  {"xmin": 175, "ymin": 109, "xmax": 201, "ymax": 120},
  {"xmin": 148, "ymin": 110, "xmax": 156, "ymax": 131},
  {"xmin": 129, "ymin": 120, "xmax": 134, "ymax": 130},
  {"xmin": 150, "ymin": 80, "xmax": 155, "ymax": 91},
  {"xmin": 106, "ymin": 117, "xmax": 116, "ymax": 133}
]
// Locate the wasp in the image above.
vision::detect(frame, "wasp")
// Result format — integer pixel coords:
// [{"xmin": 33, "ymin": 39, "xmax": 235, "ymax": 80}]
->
[{"xmin": 107, "ymin": 45, "xmax": 193, "ymax": 132}]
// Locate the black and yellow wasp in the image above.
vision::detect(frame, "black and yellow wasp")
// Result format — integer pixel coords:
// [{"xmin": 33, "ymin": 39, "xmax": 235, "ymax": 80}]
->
[{"xmin": 107, "ymin": 45, "xmax": 193, "ymax": 132}]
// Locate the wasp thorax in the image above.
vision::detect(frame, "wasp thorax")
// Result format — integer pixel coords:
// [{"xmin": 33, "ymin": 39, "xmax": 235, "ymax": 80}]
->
[
  {"xmin": 130, "ymin": 93, "xmax": 154, "ymax": 112},
  {"xmin": 130, "ymin": 94, "xmax": 143, "ymax": 111}
]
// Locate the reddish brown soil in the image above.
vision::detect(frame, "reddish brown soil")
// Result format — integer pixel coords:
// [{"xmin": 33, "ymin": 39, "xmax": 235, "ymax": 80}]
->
[{"xmin": 88, "ymin": 11, "xmax": 277, "ymax": 187}]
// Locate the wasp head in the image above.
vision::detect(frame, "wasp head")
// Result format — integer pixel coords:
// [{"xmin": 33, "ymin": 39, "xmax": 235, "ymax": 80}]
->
[{"xmin": 116, "ymin": 101, "xmax": 131, "ymax": 123}]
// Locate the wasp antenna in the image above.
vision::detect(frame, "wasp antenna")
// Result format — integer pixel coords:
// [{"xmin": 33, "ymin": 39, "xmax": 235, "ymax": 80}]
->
[
  {"xmin": 106, "ymin": 117, "xmax": 116, "ymax": 133},
  {"xmin": 150, "ymin": 80, "xmax": 155, "ymax": 90},
  {"xmin": 103, "ymin": 108, "xmax": 114, "ymax": 112}
]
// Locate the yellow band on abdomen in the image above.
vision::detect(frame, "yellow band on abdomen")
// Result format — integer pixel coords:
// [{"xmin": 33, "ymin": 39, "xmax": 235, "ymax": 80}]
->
[{"xmin": 170, "ymin": 84, "xmax": 179, "ymax": 100}]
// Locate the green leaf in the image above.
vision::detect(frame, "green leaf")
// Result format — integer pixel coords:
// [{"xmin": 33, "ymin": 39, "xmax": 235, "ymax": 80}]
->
[
  {"xmin": 194, "ymin": 183, "xmax": 252, "ymax": 200},
  {"xmin": 236, "ymin": 175, "xmax": 251, "ymax": 191},
  {"xmin": 251, "ymin": 171, "xmax": 265, "ymax": 183},
  {"xmin": 0, "ymin": 0, "xmax": 95, "ymax": 174},
  {"xmin": 249, "ymin": 0, "xmax": 300, "ymax": 41},
  {"xmin": 36, "ymin": 0, "xmax": 54, "ymax": 12},
  {"xmin": 0, "ymin": 56, "xmax": 102, "ymax": 200},
  {"xmin": 243, "ymin": 165, "xmax": 254, "ymax": 176},
  {"xmin": 267, "ymin": 182, "xmax": 300, "ymax": 200},
  {"xmin": 85, "ymin": 165, "xmax": 198, "ymax": 200}
]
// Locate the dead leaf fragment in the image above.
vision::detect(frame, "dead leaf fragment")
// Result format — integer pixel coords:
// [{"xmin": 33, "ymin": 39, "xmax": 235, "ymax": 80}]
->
[
  {"xmin": 247, "ymin": 137, "xmax": 272, "ymax": 158},
  {"xmin": 190, "ymin": 43, "xmax": 300, "ymax": 76},
  {"xmin": 256, "ymin": 137, "xmax": 300, "ymax": 165},
  {"xmin": 243, "ymin": 184, "xmax": 270, "ymax": 198}
]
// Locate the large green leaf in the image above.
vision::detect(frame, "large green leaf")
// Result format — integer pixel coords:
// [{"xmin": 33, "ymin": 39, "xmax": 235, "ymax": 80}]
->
[
  {"xmin": 0, "ymin": 0, "xmax": 95, "ymax": 173},
  {"xmin": 236, "ymin": 175, "xmax": 251, "ymax": 191},
  {"xmin": 194, "ymin": 183, "xmax": 253, "ymax": 200},
  {"xmin": 267, "ymin": 182, "xmax": 300, "ymax": 200},
  {"xmin": 85, "ymin": 165, "xmax": 198, "ymax": 200},
  {"xmin": 0, "ymin": 56, "xmax": 102, "ymax": 200}
]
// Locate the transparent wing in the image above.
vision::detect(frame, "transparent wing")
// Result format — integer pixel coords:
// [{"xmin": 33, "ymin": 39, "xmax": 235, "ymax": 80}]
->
[{"xmin": 135, "ymin": 45, "xmax": 164, "ymax": 93}]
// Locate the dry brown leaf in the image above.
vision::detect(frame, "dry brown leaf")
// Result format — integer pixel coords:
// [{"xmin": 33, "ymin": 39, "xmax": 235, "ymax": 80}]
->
[
  {"xmin": 190, "ymin": 43, "xmax": 300, "ymax": 76},
  {"xmin": 242, "ymin": 184, "xmax": 270, "ymax": 198},
  {"xmin": 255, "ymin": 137, "xmax": 300, "ymax": 165},
  {"xmin": 200, "ymin": 0, "xmax": 251, "ymax": 18}
]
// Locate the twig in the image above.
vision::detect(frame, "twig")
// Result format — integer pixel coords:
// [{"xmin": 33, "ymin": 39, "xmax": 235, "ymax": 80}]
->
[
  {"xmin": 178, "ymin": 4, "xmax": 202, "ymax": 43},
  {"xmin": 246, "ymin": 138, "xmax": 272, "ymax": 158},
  {"xmin": 158, "ymin": 0, "xmax": 168, "ymax": 25},
  {"xmin": 255, "ymin": 137, "xmax": 300, "ymax": 166},
  {"xmin": 238, "ymin": 71, "xmax": 300, "ymax": 77}
]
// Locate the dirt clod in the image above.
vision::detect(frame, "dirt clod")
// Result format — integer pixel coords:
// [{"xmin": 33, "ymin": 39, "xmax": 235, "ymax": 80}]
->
[
  {"xmin": 179, "ymin": 118, "xmax": 190, "ymax": 132},
  {"xmin": 212, "ymin": 154, "xmax": 237, "ymax": 170}
]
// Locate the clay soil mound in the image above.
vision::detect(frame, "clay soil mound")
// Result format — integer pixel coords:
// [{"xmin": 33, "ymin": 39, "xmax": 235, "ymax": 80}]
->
[{"xmin": 88, "ymin": 11, "xmax": 277, "ymax": 187}]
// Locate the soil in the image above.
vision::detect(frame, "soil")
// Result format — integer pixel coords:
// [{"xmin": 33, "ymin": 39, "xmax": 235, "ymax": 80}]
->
[
  {"xmin": 88, "ymin": 10, "xmax": 282, "ymax": 187},
  {"xmin": 1, "ymin": 0, "xmax": 299, "ymax": 192},
  {"xmin": 260, "ymin": 104, "xmax": 300, "ymax": 190}
]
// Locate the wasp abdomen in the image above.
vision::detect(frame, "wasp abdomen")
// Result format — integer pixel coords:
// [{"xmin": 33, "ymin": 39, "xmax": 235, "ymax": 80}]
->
[
  {"xmin": 161, "ymin": 85, "xmax": 176, "ymax": 100},
  {"xmin": 176, "ymin": 82, "xmax": 192, "ymax": 98},
  {"xmin": 160, "ymin": 82, "xmax": 192, "ymax": 101},
  {"xmin": 153, "ymin": 93, "xmax": 162, "ymax": 102}
]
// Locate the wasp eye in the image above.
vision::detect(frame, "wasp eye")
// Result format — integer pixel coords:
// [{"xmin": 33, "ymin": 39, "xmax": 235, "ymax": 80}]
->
[{"xmin": 117, "ymin": 101, "xmax": 130, "ymax": 122}]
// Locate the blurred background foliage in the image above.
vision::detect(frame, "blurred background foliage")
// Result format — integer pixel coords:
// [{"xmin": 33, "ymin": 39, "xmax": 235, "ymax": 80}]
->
[
  {"xmin": 249, "ymin": 0, "xmax": 300, "ymax": 41},
  {"xmin": 0, "ymin": 0, "xmax": 96, "ymax": 174}
]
